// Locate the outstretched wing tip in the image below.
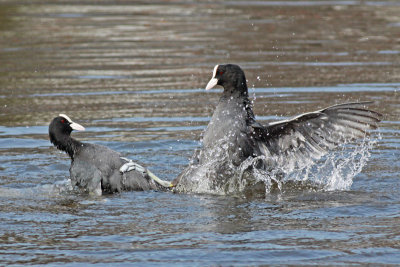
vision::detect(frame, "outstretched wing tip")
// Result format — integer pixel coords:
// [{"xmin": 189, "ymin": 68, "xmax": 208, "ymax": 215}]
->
[{"xmin": 253, "ymin": 101, "xmax": 381, "ymax": 168}]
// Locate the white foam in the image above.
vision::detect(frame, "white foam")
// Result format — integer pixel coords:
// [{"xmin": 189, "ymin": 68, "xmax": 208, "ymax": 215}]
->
[{"xmin": 179, "ymin": 133, "xmax": 379, "ymax": 196}]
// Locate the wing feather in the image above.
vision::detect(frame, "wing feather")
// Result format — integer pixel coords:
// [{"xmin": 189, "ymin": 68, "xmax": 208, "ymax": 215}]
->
[{"xmin": 251, "ymin": 102, "xmax": 382, "ymax": 171}]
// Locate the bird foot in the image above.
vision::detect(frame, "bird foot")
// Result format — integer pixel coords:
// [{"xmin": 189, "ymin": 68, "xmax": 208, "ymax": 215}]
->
[
  {"xmin": 119, "ymin": 158, "xmax": 146, "ymax": 174},
  {"xmin": 119, "ymin": 157, "xmax": 173, "ymax": 188}
]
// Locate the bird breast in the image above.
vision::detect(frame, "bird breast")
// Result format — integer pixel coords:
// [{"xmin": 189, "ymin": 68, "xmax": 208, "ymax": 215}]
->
[{"xmin": 202, "ymin": 100, "xmax": 248, "ymax": 149}]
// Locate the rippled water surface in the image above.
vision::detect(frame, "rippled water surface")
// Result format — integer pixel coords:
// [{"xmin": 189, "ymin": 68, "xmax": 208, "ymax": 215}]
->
[{"xmin": 0, "ymin": 0, "xmax": 399, "ymax": 265}]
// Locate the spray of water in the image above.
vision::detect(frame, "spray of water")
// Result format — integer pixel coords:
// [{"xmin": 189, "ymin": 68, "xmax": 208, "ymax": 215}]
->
[
  {"xmin": 273, "ymin": 135, "xmax": 377, "ymax": 192},
  {"xmin": 179, "ymin": 133, "xmax": 379, "ymax": 197}
]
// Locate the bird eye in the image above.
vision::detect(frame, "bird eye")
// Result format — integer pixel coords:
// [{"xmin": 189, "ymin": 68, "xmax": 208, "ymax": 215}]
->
[
  {"xmin": 61, "ymin": 119, "xmax": 65, "ymax": 123},
  {"xmin": 218, "ymin": 70, "xmax": 224, "ymax": 76}
]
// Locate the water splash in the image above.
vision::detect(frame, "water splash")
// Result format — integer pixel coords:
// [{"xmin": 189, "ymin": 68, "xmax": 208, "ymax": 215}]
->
[
  {"xmin": 276, "ymin": 135, "xmax": 378, "ymax": 192},
  {"xmin": 250, "ymin": 76, "xmax": 261, "ymax": 104},
  {"xmin": 178, "ymin": 133, "xmax": 378, "ymax": 197}
]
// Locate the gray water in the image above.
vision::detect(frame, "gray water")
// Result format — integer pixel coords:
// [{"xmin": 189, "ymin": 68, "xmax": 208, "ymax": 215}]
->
[{"xmin": 0, "ymin": 1, "xmax": 399, "ymax": 265}]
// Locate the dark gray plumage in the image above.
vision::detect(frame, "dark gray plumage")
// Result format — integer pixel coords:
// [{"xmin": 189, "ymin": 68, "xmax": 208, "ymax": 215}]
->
[
  {"xmin": 49, "ymin": 114, "xmax": 169, "ymax": 195},
  {"xmin": 173, "ymin": 64, "xmax": 382, "ymax": 194}
]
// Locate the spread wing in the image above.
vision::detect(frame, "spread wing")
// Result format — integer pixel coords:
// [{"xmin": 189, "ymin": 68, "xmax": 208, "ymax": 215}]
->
[{"xmin": 251, "ymin": 102, "xmax": 382, "ymax": 171}]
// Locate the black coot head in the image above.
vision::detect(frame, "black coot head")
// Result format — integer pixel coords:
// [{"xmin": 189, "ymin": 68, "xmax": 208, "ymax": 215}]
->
[
  {"xmin": 49, "ymin": 114, "xmax": 85, "ymax": 142},
  {"xmin": 205, "ymin": 64, "xmax": 248, "ymax": 94}
]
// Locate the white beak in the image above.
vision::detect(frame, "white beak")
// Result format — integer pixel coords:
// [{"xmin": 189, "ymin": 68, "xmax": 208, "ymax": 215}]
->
[
  {"xmin": 70, "ymin": 122, "xmax": 85, "ymax": 131},
  {"xmin": 59, "ymin": 113, "xmax": 86, "ymax": 131},
  {"xmin": 205, "ymin": 77, "xmax": 218, "ymax": 90},
  {"xmin": 205, "ymin": 65, "xmax": 219, "ymax": 90}
]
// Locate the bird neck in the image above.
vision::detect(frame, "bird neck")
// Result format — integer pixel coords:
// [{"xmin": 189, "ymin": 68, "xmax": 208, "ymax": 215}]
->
[
  {"xmin": 219, "ymin": 87, "xmax": 256, "ymax": 124},
  {"xmin": 221, "ymin": 79, "xmax": 249, "ymax": 99},
  {"xmin": 50, "ymin": 133, "xmax": 82, "ymax": 159}
]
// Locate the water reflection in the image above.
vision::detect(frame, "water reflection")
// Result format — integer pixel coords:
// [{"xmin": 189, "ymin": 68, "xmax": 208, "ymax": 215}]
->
[{"xmin": 1, "ymin": 1, "xmax": 399, "ymax": 125}]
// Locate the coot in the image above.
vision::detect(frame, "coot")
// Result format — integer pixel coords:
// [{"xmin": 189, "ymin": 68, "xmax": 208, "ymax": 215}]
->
[
  {"xmin": 173, "ymin": 64, "xmax": 382, "ymax": 194},
  {"xmin": 49, "ymin": 114, "xmax": 172, "ymax": 195}
]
